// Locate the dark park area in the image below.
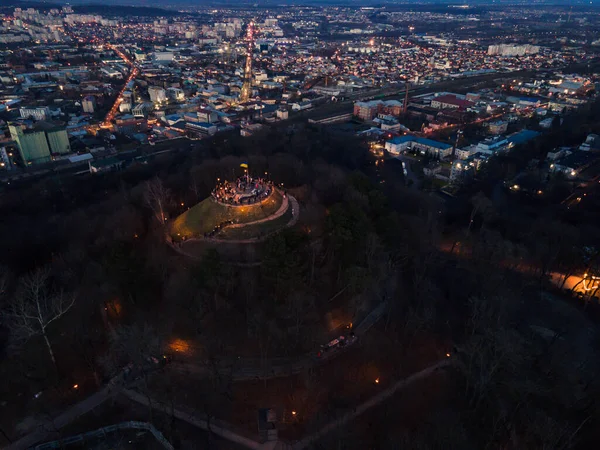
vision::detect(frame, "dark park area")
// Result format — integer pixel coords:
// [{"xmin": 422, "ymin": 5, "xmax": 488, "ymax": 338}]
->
[{"xmin": 2, "ymin": 2, "xmax": 600, "ymax": 449}]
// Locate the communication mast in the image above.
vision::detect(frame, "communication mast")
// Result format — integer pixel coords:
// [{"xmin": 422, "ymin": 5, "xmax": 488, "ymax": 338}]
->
[
  {"xmin": 240, "ymin": 21, "xmax": 255, "ymax": 103},
  {"xmin": 403, "ymin": 81, "xmax": 410, "ymax": 114},
  {"xmin": 451, "ymin": 129, "xmax": 463, "ymax": 161}
]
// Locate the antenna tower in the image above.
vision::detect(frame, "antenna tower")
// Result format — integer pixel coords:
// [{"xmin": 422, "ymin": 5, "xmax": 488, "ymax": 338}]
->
[{"xmin": 240, "ymin": 21, "xmax": 255, "ymax": 103}]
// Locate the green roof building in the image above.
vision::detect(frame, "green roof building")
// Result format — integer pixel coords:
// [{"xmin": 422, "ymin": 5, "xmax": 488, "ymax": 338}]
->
[
  {"xmin": 9, "ymin": 122, "xmax": 71, "ymax": 165},
  {"xmin": 46, "ymin": 127, "xmax": 71, "ymax": 155},
  {"xmin": 9, "ymin": 124, "xmax": 51, "ymax": 165}
]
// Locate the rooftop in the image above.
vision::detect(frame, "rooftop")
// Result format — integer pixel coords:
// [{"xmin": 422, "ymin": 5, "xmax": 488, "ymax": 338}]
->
[
  {"xmin": 556, "ymin": 151, "xmax": 599, "ymax": 169},
  {"xmin": 507, "ymin": 129, "xmax": 540, "ymax": 146},
  {"xmin": 432, "ymin": 94, "xmax": 473, "ymax": 109},
  {"xmin": 90, "ymin": 156, "xmax": 121, "ymax": 168},
  {"xmin": 388, "ymin": 135, "xmax": 452, "ymax": 150}
]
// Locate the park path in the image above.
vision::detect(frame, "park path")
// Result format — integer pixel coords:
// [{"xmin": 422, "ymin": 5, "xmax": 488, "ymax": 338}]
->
[
  {"xmin": 170, "ymin": 301, "xmax": 388, "ymax": 381},
  {"xmin": 3, "ymin": 301, "xmax": 385, "ymax": 449},
  {"xmin": 208, "ymin": 193, "xmax": 299, "ymax": 242},
  {"xmin": 439, "ymin": 240, "xmax": 599, "ymax": 299},
  {"xmin": 4, "ymin": 301, "xmax": 447, "ymax": 450},
  {"xmin": 287, "ymin": 195, "xmax": 300, "ymax": 228},
  {"xmin": 121, "ymin": 389, "xmax": 261, "ymax": 450},
  {"xmin": 22, "ymin": 421, "xmax": 174, "ymax": 450},
  {"xmin": 225, "ymin": 193, "xmax": 289, "ymax": 229},
  {"xmin": 292, "ymin": 358, "xmax": 452, "ymax": 450},
  {"xmin": 5, "ymin": 386, "xmax": 120, "ymax": 450},
  {"xmin": 172, "ymin": 194, "xmax": 299, "ymax": 257},
  {"xmin": 124, "ymin": 358, "xmax": 451, "ymax": 450}
]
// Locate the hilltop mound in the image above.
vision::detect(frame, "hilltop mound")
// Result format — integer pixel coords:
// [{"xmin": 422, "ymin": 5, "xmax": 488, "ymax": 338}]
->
[{"xmin": 171, "ymin": 189, "xmax": 284, "ymax": 240}]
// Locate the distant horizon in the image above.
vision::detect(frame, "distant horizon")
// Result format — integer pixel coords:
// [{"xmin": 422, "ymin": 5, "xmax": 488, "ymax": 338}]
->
[{"xmin": 9, "ymin": 0, "xmax": 600, "ymax": 8}]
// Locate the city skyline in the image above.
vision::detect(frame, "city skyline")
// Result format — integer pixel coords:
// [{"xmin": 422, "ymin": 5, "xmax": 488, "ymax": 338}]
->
[{"xmin": 1, "ymin": 2, "xmax": 600, "ymax": 449}]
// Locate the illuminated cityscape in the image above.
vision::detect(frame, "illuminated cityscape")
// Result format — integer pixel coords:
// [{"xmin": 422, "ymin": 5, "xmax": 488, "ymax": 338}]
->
[
  {"xmin": 239, "ymin": 21, "xmax": 255, "ymax": 104},
  {"xmin": 1, "ymin": 1, "xmax": 600, "ymax": 449}
]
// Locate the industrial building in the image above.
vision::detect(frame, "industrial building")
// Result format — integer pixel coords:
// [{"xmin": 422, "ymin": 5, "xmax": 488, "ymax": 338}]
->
[{"xmin": 9, "ymin": 122, "xmax": 70, "ymax": 165}]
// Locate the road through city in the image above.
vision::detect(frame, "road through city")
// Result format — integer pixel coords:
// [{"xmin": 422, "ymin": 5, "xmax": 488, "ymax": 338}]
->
[{"xmin": 101, "ymin": 44, "xmax": 139, "ymax": 128}]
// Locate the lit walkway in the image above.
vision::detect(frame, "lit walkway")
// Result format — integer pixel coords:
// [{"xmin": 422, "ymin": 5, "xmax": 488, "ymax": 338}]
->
[{"xmin": 292, "ymin": 359, "xmax": 452, "ymax": 450}]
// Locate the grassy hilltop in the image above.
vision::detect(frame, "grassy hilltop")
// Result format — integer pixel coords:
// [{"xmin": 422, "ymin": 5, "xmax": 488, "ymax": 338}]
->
[{"xmin": 170, "ymin": 189, "xmax": 284, "ymax": 239}]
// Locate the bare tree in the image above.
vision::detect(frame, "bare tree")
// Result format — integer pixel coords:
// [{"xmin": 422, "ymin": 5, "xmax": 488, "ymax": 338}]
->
[
  {"xmin": 104, "ymin": 322, "xmax": 163, "ymax": 372},
  {"xmin": 285, "ymin": 291, "xmax": 318, "ymax": 345},
  {"xmin": 144, "ymin": 177, "xmax": 172, "ymax": 227},
  {"xmin": 447, "ymin": 192, "xmax": 494, "ymax": 255},
  {"xmin": 469, "ymin": 192, "xmax": 493, "ymax": 232},
  {"xmin": 2, "ymin": 268, "xmax": 75, "ymax": 370},
  {"xmin": 103, "ymin": 323, "xmax": 164, "ymax": 422},
  {"xmin": 0, "ymin": 265, "xmax": 10, "ymax": 306},
  {"xmin": 189, "ymin": 178, "xmax": 201, "ymax": 202},
  {"xmin": 0, "ymin": 266, "xmax": 9, "ymax": 297},
  {"xmin": 248, "ymin": 308, "xmax": 282, "ymax": 385}
]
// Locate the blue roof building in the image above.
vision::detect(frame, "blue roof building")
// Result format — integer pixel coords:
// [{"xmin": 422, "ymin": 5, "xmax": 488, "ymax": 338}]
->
[
  {"xmin": 507, "ymin": 129, "xmax": 540, "ymax": 147},
  {"xmin": 387, "ymin": 135, "xmax": 452, "ymax": 150},
  {"xmin": 386, "ymin": 135, "xmax": 453, "ymax": 158}
]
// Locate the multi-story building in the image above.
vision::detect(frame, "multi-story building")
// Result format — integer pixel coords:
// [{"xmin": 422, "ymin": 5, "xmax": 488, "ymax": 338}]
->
[
  {"xmin": 276, "ymin": 109, "xmax": 289, "ymax": 120},
  {"xmin": 148, "ymin": 86, "xmax": 167, "ymax": 104},
  {"xmin": 44, "ymin": 126, "xmax": 71, "ymax": 155},
  {"xmin": 9, "ymin": 122, "xmax": 71, "ymax": 165},
  {"xmin": 119, "ymin": 101, "xmax": 132, "ymax": 113},
  {"xmin": 379, "ymin": 100, "xmax": 403, "ymax": 117},
  {"xmin": 488, "ymin": 121, "xmax": 508, "ymax": 135},
  {"xmin": 0, "ymin": 147, "xmax": 12, "ymax": 170},
  {"xmin": 475, "ymin": 136, "xmax": 509, "ymax": 155},
  {"xmin": 9, "ymin": 123, "xmax": 51, "ymax": 164},
  {"xmin": 380, "ymin": 119, "xmax": 401, "ymax": 132},
  {"xmin": 353, "ymin": 100, "xmax": 403, "ymax": 121},
  {"xmin": 455, "ymin": 145, "xmax": 477, "ymax": 160},
  {"xmin": 166, "ymin": 87, "xmax": 184, "ymax": 101},
  {"xmin": 154, "ymin": 52, "xmax": 174, "ymax": 62},
  {"xmin": 450, "ymin": 160, "xmax": 475, "ymax": 184},
  {"xmin": 354, "ymin": 103, "xmax": 377, "ymax": 120},
  {"xmin": 385, "ymin": 135, "xmax": 453, "ymax": 159},
  {"xmin": 115, "ymin": 115, "xmax": 147, "ymax": 135},
  {"xmin": 487, "ymin": 44, "xmax": 540, "ymax": 56},
  {"xmin": 82, "ymin": 96, "xmax": 96, "ymax": 114},
  {"xmin": 19, "ymin": 106, "xmax": 50, "ymax": 121},
  {"xmin": 132, "ymin": 102, "xmax": 152, "ymax": 118},
  {"xmin": 197, "ymin": 109, "xmax": 218, "ymax": 123},
  {"xmin": 549, "ymin": 151, "xmax": 597, "ymax": 178},
  {"xmin": 186, "ymin": 122, "xmax": 217, "ymax": 137}
]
